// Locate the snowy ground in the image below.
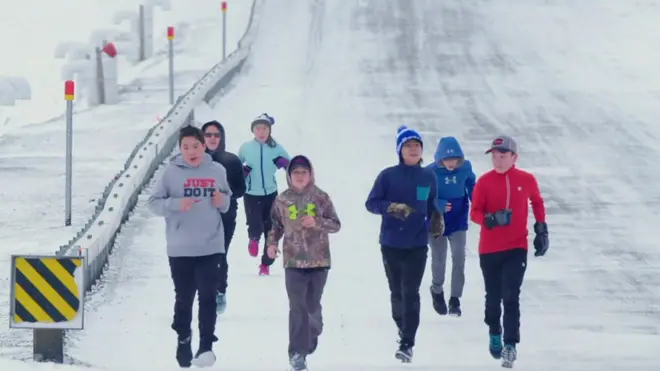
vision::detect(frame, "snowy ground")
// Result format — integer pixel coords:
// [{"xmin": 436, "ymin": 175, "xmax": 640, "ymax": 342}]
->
[
  {"xmin": 0, "ymin": 0, "xmax": 253, "ymax": 359},
  {"xmin": 35, "ymin": 0, "xmax": 660, "ymax": 369},
  {"xmin": 0, "ymin": 0, "xmax": 248, "ymax": 127}
]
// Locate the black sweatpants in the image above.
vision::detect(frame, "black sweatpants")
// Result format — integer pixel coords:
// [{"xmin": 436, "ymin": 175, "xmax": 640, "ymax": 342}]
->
[
  {"xmin": 218, "ymin": 200, "xmax": 238, "ymax": 294},
  {"xmin": 479, "ymin": 248, "xmax": 527, "ymax": 345},
  {"xmin": 381, "ymin": 246, "xmax": 428, "ymax": 347},
  {"xmin": 243, "ymin": 192, "xmax": 278, "ymax": 266},
  {"xmin": 168, "ymin": 253, "xmax": 222, "ymax": 350},
  {"xmin": 285, "ymin": 268, "xmax": 329, "ymax": 357}
]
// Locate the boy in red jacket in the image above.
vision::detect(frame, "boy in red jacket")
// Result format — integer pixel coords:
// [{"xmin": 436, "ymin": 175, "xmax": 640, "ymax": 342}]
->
[{"xmin": 469, "ymin": 135, "xmax": 549, "ymax": 368}]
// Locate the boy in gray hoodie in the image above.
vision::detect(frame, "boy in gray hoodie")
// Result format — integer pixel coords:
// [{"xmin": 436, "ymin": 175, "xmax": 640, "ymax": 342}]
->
[{"xmin": 148, "ymin": 125, "xmax": 232, "ymax": 368}]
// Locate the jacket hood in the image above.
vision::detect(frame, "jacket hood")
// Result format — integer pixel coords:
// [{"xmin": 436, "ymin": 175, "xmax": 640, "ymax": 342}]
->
[
  {"xmin": 434, "ymin": 136, "xmax": 465, "ymax": 162},
  {"xmin": 286, "ymin": 155, "xmax": 315, "ymax": 192},
  {"xmin": 202, "ymin": 120, "xmax": 226, "ymax": 153},
  {"xmin": 170, "ymin": 152, "xmax": 214, "ymax": 168}
]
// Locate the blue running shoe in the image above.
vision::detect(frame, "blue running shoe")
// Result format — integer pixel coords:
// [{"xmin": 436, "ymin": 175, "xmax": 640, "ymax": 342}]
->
[
  {"xmin": 489, "ymin": 334, "xmax": 503, "ymax": 359},
  {"xmin": 216, "ymin": 292, "xmax": 226, "ymax": 314}
]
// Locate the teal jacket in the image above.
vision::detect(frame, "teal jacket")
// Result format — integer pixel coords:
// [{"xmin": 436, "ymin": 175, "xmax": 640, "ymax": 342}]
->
[{"xmin": 238, "ymin": 139, "xmax": 290, "ymax": 196}]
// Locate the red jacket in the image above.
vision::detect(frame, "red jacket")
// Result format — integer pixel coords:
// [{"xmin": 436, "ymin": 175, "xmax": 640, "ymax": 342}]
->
[{"xmin": 470, "ymin": 166, "xmax": 545, "ymax": 255}]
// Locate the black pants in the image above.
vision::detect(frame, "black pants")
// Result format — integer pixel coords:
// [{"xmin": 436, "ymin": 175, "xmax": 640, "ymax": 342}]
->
[
  {"xmin": 285, "ymin": 268, "xmax": 329, "ymax": 357},
  {"xmin": 168, "ymin": 253, "xmax": 222, "ymax": 350},
  {"xmin": 243, "ymin": 192, "xmax": 278, "ymax": 266},
  {"xmin": 381, "ymin": 246, "xmax": 428, "ymax": 347},
  {"xmin": 218, "ymin": 201, "xmax": 238, "ymax": 294},
  {"xmin": 479, "ymin": 248, "xmax": 527, "ymax": 345}
]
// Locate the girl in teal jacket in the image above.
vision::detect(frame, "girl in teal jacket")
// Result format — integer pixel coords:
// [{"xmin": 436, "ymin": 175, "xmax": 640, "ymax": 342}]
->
[{"xmin": 238, "ymin": 113, "xmax": 290, "ymax": 275}]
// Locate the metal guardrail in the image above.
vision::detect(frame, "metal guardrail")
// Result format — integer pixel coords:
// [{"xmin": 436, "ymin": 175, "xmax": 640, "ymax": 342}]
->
[{"xmin": 53, "ymin": 0, "xmax": 262, "ymax": 289}]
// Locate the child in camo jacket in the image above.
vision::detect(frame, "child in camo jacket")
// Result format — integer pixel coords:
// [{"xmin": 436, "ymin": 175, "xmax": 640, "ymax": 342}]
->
[{"xmin": 266, "ymin": 155, "xmax": 341, "ymax": 371}]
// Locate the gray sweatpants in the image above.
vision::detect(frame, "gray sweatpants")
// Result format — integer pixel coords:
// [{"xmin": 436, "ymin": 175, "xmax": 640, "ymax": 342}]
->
[
  {"xmin": 429, "ymin": 231, "xmax": 467, "ymax": 298},
  {"xmin": 285, "ymin": 268, "xmax": 328, "ymax": 357}
]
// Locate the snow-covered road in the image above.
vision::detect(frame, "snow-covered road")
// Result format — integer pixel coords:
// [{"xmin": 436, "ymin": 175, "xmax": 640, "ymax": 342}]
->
[{"xmin": 48, "ymin": 0, "xmax": 660, "ymax": 369}]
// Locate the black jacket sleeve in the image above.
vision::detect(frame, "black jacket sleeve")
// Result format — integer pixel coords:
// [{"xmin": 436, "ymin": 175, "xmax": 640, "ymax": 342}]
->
[{"xmin": 224, "ymin": 152, "xmax": 246, "ymax": 199}]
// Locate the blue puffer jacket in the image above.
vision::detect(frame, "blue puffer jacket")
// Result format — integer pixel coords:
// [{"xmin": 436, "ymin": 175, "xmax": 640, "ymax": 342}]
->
[{"xmin": 425, "ymin": 136, "xmax": 476, "ymax": 236}]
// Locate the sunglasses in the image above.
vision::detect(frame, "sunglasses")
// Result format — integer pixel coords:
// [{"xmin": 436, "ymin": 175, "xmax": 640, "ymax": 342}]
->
[{"xmin": 204, "ymin": 132, "xmax": 221, "ymax": 138}]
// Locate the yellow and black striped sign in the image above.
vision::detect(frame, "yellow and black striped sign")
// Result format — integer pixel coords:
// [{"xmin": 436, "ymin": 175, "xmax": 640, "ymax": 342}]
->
[{"xmin": 11, "ymin": 256, "xmax": 83, "ymax": 326}]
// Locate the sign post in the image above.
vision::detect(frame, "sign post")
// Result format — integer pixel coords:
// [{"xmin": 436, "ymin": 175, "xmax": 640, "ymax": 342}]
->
[
  {"xmin": 64, "ymin": 81, "xmax": 74, "ymax": 227},
  {"xmin": 138, "ymin": 4, "xmax": 146, "ymax": 61},
  {"xmin": 167, "ymin": 26, "xmax": 175, "ymax": 104}
]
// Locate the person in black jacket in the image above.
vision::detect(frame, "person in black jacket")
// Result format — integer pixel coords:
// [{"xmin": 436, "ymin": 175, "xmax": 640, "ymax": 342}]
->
[{"xmin": 201, "ymin": 120, "xmax": 246, "ymax": 314}]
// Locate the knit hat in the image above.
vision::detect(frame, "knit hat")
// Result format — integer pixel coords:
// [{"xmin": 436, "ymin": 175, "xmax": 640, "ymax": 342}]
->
[
  {"xmin": 288, "ymin": 156, "xmax": 311, "ymax": 174},
  {"xmin": 251, "ymin": 113, "xmax": 275, "ymax": 130},
  {"xmin": 396, "ymin": 125, "xmax": 423, "ymax": 156}
]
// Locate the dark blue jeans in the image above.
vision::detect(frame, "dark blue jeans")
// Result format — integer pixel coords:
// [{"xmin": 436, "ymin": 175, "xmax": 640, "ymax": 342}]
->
[
  {"xmin": 169, "ymin": 253, "xmax": 222, "ymax": 350},
  {"xmin": 479, "ymin": 248, "xmax": 527, "ymax": 345}
]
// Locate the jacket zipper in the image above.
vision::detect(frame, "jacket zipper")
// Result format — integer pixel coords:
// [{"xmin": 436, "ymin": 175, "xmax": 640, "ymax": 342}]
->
[
  {"xmin": 259, "ymin": 143, "xmax": 266, "ymax": 195},
  {"xmin": 505, "ymin": 174, "xmax": 511, "ymax": 209}
]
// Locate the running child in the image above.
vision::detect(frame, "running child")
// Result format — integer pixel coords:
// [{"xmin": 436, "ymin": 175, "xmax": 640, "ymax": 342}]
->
[
  {"xmin": 202, "ymin": 120, "xmax": 246, "ymax": 314},
  {"xmin": 365, "ymin": 125, "xmax": 443, "ymax": 363},
  {"xmin": 425, "ymin": 136, "xmax": 476, "ymax": 317},
  {"xmin": 266, "ymin": 155, "xmax": 341, "ymax": 371},
  {"xmin": 238, "ymin": 113, "xmax": 291, "ymax": 276},
  {"xmin": 147, "ymin": 125, "xmax": 232, "ymax": 368},
  {"xmin": 470, "ymin": 135, "xmax": 549, "ymax": 368}
]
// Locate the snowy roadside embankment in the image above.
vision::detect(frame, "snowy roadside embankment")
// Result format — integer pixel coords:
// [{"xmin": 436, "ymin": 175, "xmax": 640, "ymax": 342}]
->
[
  {"xmin": 56, "ymin": 0, "xmax": 261, "ymax": 296},
  {"xmin": 0, "ymin": 0, "xmax": 260, "ymax": 359}
]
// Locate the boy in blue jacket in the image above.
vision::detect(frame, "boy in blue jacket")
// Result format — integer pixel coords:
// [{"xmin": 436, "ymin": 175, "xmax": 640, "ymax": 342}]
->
[
  {"xmin": 238, "ymin": 113, "xmax": 290, "ymax": 276},
  {"xmin": 365, "ymin": 125, "xmax": 444, "ymax": 364},
  {"xmin": 425, "ymin": 136, "xmax": 476, "ymax": 317}
]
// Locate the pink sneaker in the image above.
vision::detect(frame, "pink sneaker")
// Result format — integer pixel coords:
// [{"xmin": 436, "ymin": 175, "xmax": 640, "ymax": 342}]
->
[
  {"xmin": 248, "ymin": 239, "xmax": 258, "ymax": 257},
  {"xmin": 258, "ymin": 264, "xmax": 270, "ymax": 276}
]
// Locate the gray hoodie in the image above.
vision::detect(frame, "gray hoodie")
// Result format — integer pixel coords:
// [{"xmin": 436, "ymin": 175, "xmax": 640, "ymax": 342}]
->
[{"xmin": 148, "ymin": 153, "xmax": 232, "ymax": 257}]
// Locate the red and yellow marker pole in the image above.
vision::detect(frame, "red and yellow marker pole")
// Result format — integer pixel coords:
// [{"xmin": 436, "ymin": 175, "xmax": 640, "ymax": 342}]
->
[
  {"xmin": 167, "ymin": 26, "xmax": 175, "ymax": 104},
  {"xmin": 64, "ymin": 80, "xmax": 75, "ymax": 101},
  {"xmin": 222, "ymin": 1, "xmax": 227, "ymax": 60},
  {"xmin": 64, "ymin": 80, "xmax": 75, "ymax": 226}
]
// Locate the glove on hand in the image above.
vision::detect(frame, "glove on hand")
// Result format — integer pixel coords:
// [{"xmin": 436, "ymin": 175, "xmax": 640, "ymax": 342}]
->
[
  {"xmin": 387, "ymin": 203, "xmax": 414, "ymax": 220},
  {"xmin": 533, "ymin": 222, "xmax": 549, "ymax": 257},
  {"xmin": 243, "ymin": 163, "xmax": 252, "ymax": 177},
  {"xmin": 429, "ymin": 210, "xmax": 445, "ymax": 237},
  {"xmin": 273, "ymin": 156, "xmax": 289, "ymax": 169},
  {"xmin": 484, "ymin": 209, "xmax": 512, "ymax": 230}
]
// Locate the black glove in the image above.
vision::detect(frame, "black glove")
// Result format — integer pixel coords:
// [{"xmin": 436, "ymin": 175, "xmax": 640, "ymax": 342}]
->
[
  {"xmin": 533, "ymin": 222, "xmax": 549, "ymax": 257},
  {"xmin": 483, "ymin": 209, "xmax": 512, "ymax": 230}
]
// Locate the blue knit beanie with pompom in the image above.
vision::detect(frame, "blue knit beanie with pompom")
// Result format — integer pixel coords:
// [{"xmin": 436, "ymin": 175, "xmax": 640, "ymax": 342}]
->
[{"xmin": 396, "ymin": 125, "xmax": 423, "ymax": 156}]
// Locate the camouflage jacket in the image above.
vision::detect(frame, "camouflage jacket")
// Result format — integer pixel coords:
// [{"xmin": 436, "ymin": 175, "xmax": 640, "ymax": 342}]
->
[{"xmin": 267, "ymin": 183, "xmax": 341, "ymax": 269}]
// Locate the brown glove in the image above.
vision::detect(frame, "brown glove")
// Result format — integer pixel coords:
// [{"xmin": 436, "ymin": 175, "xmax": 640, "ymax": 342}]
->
[
  {"xmin": 387, "ymin": 203, "xmax": 415, "ymax": 220},
  {"xmin": 429, "ymin": 210, "xmax": 445, "ymax": 237}
]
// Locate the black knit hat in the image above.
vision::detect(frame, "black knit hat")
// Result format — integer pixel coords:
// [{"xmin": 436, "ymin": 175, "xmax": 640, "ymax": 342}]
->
[{"xmin": 287, "ymin": 155, "xmax": 312, "ymax": 176}]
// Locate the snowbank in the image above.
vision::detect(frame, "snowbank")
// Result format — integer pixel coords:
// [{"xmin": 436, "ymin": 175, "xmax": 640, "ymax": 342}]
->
[
  {"xmin": 0, "ymin": 76, "xmax": 31, "ymax": 105},
  {"xmin": 0, "ymin": 358, "xmax": 94, "ymax": 371},
  {"xmin": 56, "ymin": 0, "xmax": 263, "ymax": 293}
]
